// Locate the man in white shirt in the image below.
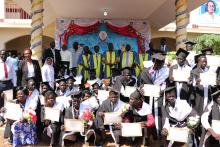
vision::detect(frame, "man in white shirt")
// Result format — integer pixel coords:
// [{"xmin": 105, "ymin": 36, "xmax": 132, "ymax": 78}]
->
[
  {"xmin": 60, "ymin": 44, "xmax": 73, "ymax": 70},
  {"xmin": 0, "ymin": 50, "xmax": 16, "ymax": 91},
  {"xmin": 69, "ymin": 42, "xmax": 83, "ymax": 76}
]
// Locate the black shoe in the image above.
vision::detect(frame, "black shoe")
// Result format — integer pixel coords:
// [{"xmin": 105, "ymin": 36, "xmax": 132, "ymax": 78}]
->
[{"xmin": 143, "ymin": 137, "xmax": 150, "ymax": 147}]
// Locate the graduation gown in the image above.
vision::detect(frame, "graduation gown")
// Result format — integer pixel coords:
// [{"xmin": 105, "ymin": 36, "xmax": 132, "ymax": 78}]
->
[
  {"xmin": 112, "ymin": 75, "xmax": 137, "ymax": 103},
  {"xmin": 190, "ymin": 66, "xmax": 213, "ymax": 115},
  {"xmin": 200, "ymin": 101, "xmax": 220, "ymax": 147},
  {"xmin": 169, "ymin": 64, "xmax": 192, "ymax": 102}
]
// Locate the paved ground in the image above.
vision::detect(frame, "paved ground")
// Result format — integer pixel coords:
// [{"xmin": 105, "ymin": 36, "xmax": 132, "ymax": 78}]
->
[{"xmin": 0, "ymin": 125, "xmax": 163, "ymax": 147}]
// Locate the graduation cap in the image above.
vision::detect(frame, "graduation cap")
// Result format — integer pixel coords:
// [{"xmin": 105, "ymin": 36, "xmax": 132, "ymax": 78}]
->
[
  {"xmin": 194, "ymin": 54, "xmax": 206, "ymax": 64},
  {"xmin": 111, "ymin": 68, "xmax": 121, "ymax": 77},
  {"xmin": 65, "ymin": 75, "xmax": 76, "ymax": 82},
  {"xmin": 25, "ymin": 77, "xmax": 35, "ymax": 82},
  {"xmin": 211, "ymin": 90, "xmax": 220, "ymax": 101},
  {"xmin": 152, "ymin": 53, "xmax": 166, "ymax": 61},
  {"xmin": 71, "ymin": 91, "xmax": 82, "ymax": 99},
  {"xmin": 201, "ymin": 48, "xmax": 213, "ymax": 55},
  {"xmin": 163, "ymin": 86, "xmax": 176, "ymax": 94},
  {"xmin": 56, "ymin": 78, "xmax": 66, "ymax": 84},
  {"xmin": 130, "ymin": 89, "xmax": 142, "ymax": 100},
  {"xmin": 176, "ymin": 48, "xmax": 189, "ymax": 58},
  {"xmin": 109, "ymin": 88, "xmax": 120, "ymax": 96},
  {"xmin": 184, "ymin": 41, "xmax": 196, "ymax": 46},
  {"xmin": 152, "ymin": 49, "xmax": 166, "ymax": 55},
  {"xmin": 121, "ymin": 67, "xmax": 132, "ymax": 76}
]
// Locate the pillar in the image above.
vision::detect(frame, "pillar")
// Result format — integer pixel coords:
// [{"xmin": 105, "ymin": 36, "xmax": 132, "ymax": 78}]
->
[
  {"xmin": 175, "ymin": 0, "xmax": 189, "ymax": 50},
  {"xmin": 30, "ymin": 0, "xmax": 44, "ymax": 63}
]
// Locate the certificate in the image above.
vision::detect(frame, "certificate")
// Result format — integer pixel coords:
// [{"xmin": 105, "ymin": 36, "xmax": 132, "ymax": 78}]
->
[
  {"xmin": 64, "ymin": 119, "xmax": 84, "ymax": 132},
  {"xmin": 143, "ymin": 61, "xmax": 153, "ymax": 68},
  {"xmin": 56, "ymin": 96, "xmax": 71, "ymax": 108},
  {"xmin": 200, "ymin": 72, "xmax": 216, "ymax": 86},
  {"xmin": 39, "ymin": 95, "xmax": 45, "ymax": 105},
  {"xmin": 167, "ymin": 127, "xmax": 189, "ymax": 143},
  {"xmin": 4, "ymin": 89, "xmax": 13, "ymax": 101},
  {"xmin": 44, "ymin": 107, "xmax": 60, "ymax": 122},
  {"xmin": 104, "ymin": 112, "xmax": 122, "ymax": 125},
  {"xmin": 87, "ymin": 79, "xmax": 97, "ymax": 86},
  {"xmin": 143, "ymin": 84, "xmax": 160, "ymax": 97},
  {"xmin": 97, "ymin": 90, "xmax": 109, "ymax": 104},
  {"xmin": 121, "ymin": 123, "xmax": 142, "ymax": 137},
  {"xmin": 5, "ymin": 102, "xmax": 23, "ymax": 120},
  {"xmin": 80, "ymin": 96, "xmax": 99, "ymax": 110},
  {"xmin": 173, "ymin": 69, "xmax": 190, "ymax": 82},
  {"xmin": 212, "ymin": 120, "xmax": 220, "ymax": 134},
  {"xmin": 206, "ymin": 55, "xmax": 220, "ymax": 67},
  {"xmin": 124, "ymin": 86, "xmax": 137, "ymax": 97}
]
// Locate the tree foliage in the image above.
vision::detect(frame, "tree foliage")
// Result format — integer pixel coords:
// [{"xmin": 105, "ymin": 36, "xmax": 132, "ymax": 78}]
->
[{"xmin": 193, "ymin": 34, "xmax": 220, "ymax": 55}]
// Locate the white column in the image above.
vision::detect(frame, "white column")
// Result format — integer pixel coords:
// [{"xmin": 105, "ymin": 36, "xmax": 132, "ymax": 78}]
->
[{"xmin": 0, "ymin": 0, "xmax": 5, "ymax": 19}]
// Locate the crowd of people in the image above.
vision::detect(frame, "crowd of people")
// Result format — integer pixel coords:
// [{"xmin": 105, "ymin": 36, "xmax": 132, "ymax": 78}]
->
[{"xmin": 0, "ymin": 39, "xmax": 219, "ymax": 147}]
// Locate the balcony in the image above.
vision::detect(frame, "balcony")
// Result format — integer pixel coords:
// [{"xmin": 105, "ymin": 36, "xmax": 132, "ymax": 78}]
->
[{"xmin": 0, "ymin": 1, "xmax": 31, "ymax": 28}]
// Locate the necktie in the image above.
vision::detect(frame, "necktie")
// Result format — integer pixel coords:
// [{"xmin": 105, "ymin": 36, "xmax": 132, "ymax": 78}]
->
[{"xmin": 4, "ymin": 63, "xmax": 8, "ymax": 79}]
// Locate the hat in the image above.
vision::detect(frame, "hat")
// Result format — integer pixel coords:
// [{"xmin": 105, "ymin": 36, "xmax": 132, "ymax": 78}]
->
[
  {"xmin": 184, "ymin": 41, "xmax": 196, "ymax": 46},
  {"xmin": 109, "ymin": 88, "xmax": 120, "ymax": 96},
  {"xmin": 56, "ymin": 78, "xmax": 66, "ymax": 84},
  {"xmin": 65, "ymin": 76, "xmax": 75, "ymax": 82},
  {"xmin": 211, "ymin": 90, "xmax": 220, "ymax": 100},
  {"xmin": 176, "ymin": 48, "xmax": 189, "ymax": 58},
  {"xmin": 71, "ymin": 91, "xmax": 82, "ymax": 99},
  {"xmin": 130, "ymin": 89, "xmax": 142, "ymax": 100},
  {"xmin": 194, "ymin": 54, "xmax": 206, "ymax": 64},
  {"xmin": 152, "ymin": 49, "xmax": 166, "ymax": 55},
  {"xmin": 163, "ymin": 86, "xmax": 176, "ymax": 94},
  {"xmin": 121, "ymin": 67, "xmax": 132, "ymax": 76},
  {"xmin": 152, "ymin": 53, "xmax": 165, "ymax": 61},
  {"xmin": 201, "ymin": 48, "xmax": 213, "ymax": 54}
]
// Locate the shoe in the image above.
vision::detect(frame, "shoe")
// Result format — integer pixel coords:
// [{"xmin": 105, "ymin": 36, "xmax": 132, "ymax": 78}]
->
[{"xmin": 143, "ymin": 137, "xmax": 150, "ymax": 147}]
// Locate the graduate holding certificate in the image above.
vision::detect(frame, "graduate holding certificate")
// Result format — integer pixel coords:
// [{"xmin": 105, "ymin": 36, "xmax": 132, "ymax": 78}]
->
[
  {"xmin": 200, "ymin": 90, "xmax": 220, "ymax": 147},
  {"xmin": 41, "ymin": 90, "xmax": 64, "ymax": 147},
  {"xmin": 161, "ymin": 86, "xmax": 198, "ymax": 147},
  {"xmin": 169, "ymin": 48, "xmax": 192, "ymax": 101}
]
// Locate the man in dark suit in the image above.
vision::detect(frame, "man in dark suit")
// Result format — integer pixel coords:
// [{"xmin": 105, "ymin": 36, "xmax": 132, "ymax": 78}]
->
[
  {"xmin": 17, "ymin": 48, "xmax": 42, "ymax": 89},
  {"xmin": 43, "ymin": 41, "xmax": 61, "ymax": 75}
]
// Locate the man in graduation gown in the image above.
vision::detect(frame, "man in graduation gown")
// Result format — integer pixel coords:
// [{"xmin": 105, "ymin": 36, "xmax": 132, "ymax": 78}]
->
[
  {"xmin": 185, "ymin": 41, "xmax": 197, "ymax": 68},
  {"xmin": 112, "ymin": 67, "xmax": 137, "ymax": 103},
  {"xmin": 190, "ymin": 54, "xmax": 216, "ymax": 116},
  {"xmin": 200, "ymin": 90, "xmax": 220, "ymax": 147},
  {"xmin": 95, "ymin": 89, "xmax": 125, "ymax": 146},
  {"xmin": 140, "ymin": 53, "xmax": 169, "ymax": 138},
  {"xmin": 161, "ymin": 86, "xmax": 198, "ymax": 147},
  {"xmin": 169, "ymin": 48, "xmax": 192, "ymax": 102},
  {"xmin": 123, "ymin": 89, "xmax": 155, "ymax": 146}
]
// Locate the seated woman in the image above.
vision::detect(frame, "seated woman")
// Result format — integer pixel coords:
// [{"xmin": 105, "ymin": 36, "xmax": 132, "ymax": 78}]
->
[
  {"xmin": 59, "ymin": 91, "xmax": 82, "ymax": 146},
  {"xmin": 161, "ymin": 86, "xmax": 198, "ymax": 147},
  {"xmin": 4, "ymin": 86, "xmax": 38, "ymax": 146},
  {"xmin": 200, "ymin": 90, "xmax": 220, "ymax": 147},
  {"xmin": 41, "ymin": 90, "xmax": 64, "ymax": 147}
]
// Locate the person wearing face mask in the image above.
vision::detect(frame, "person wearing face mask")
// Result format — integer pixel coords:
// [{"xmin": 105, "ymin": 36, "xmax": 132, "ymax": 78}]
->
[
  {"xmin": 41, "ymin": 90, "xmax": 64, "ymax": 147},
  {"xmin": 200, "ymin": 90, "xmax": 220, "ymax": 147},
  {"xmin": 140, "ymin": 53, "xmax": 169, "ymax": 139},
  {"xmin": 161, "ymin": 86, "xmax": 198, "ymax": 147},
  {"xmin": 120, "ymin": 44, "xmax": 138, "ymax": 70},
  {"xmin": 102, "ymin": 43, "xmax": 119, "ymax": 78},
  {"xmin": 169, "ymin": 48, "xmax": 192, "ymax": 102}
]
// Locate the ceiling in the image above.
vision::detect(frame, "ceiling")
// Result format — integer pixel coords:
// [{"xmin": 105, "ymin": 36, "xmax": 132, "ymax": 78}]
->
[{"xmin": 13, "ymin": 0, "xmax": 205, "ymax": 29}]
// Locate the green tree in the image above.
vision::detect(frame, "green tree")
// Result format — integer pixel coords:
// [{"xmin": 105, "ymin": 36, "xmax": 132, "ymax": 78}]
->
[{"xmin": 194, "ymin": 34, "xmax": 220, "ymax": 55}]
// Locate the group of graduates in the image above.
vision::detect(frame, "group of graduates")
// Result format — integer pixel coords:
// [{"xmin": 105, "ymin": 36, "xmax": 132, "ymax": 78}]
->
[{"xmin": 0, "ymin": 40, "xmax": 220, "ymax": 147}]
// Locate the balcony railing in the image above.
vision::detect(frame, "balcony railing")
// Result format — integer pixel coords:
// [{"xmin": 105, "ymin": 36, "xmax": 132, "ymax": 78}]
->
[{"xmin": 5, "ymin": 3, "xmax": 31, "ymax": 19}]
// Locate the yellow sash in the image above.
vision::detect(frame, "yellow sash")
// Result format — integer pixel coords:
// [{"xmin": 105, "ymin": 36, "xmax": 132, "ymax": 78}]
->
[
  {"xmin": 106, "ymin": 51, "xmax": 116, "ymax": 78},
  {"xmin": 82, "ymin": 54, "xmax": 90, "ymax": 79},
  {"xmin": 121, "ymin": 51, "xmax": 134, "ymax": 68},
  {"xmin": 93, "ymin": 54, "xmax": 101, "ymax": 77}
]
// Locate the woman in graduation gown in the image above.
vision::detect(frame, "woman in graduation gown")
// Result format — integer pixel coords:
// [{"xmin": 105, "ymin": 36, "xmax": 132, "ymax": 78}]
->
[
  {"xmin": 41, "ymin": 90, "xmax": 64, "ymax": 147},
  {"xmin": 200, "ymin": 90, "xmax": 220, "ymax": 147}
]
